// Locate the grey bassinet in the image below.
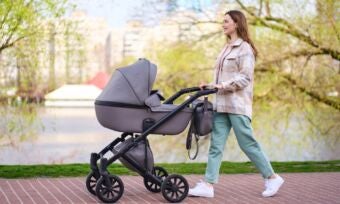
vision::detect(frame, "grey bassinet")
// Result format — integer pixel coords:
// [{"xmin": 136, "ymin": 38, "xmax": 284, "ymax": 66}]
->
[{"xmin": 95, "ymin": 59, "xmax": 192, "ymax": 135}]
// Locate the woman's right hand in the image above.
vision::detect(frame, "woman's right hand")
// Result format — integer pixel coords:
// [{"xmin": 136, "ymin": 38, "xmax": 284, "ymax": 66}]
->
[{"xmin": 199, "ymin": 82, "xmax": 208, "ymax": 90}]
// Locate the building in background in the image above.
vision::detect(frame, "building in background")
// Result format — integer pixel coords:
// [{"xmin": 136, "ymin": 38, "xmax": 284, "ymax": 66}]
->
[
  {"xmin": 0, "ymin": 4, "xmax": 222, "ymax": 100},
  {"xmin": 44, "ymin": 84, "xmax": 102, "ymax": 107}
]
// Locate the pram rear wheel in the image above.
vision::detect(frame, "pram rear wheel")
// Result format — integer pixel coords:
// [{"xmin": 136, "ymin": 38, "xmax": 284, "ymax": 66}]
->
[
  {"xmin": 86, "ymin": 171, "xmax": 99, "ymax": 195},
  {"xmin": 161, "ymin": 174, "xmax": 189, "ymax": 203},
  {"xmin": 144, "ymin": 166, "xmax": 168, "ymax": 193},
  {"xmin": 95, "ymin": 175, "xmax": 124, "ymax": 203}
]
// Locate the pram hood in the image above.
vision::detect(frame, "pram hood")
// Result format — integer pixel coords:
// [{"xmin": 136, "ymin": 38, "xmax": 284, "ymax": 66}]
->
[
  {"xmin": 96, "ymin": 58, "xmax": 157, "ymax": 106},
  {"xmin": 95, "ymin": 58, "xmax": 193, "ymax": 134}
]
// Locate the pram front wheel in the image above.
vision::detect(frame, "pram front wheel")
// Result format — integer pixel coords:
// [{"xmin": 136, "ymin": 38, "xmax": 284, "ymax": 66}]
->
[
  {"xmin": 144, "ymin": 166, "xmax": 168, "ymax": 193},
  {"xmin": 86, "ymin": 171, "xmax": 100, "ymax": 195},
  {"xmin": 161, "ymin": 174, "xmax": 189, "ymax": 203},
  {"xmin": 95, "ymin": 175, "xmax": 124, "ymax": 203}
]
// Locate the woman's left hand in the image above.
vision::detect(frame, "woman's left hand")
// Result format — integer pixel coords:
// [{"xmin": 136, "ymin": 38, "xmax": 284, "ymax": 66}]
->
[{"xmin": 214, "ymin": 84, "xmax": 223, "ymax": 89}]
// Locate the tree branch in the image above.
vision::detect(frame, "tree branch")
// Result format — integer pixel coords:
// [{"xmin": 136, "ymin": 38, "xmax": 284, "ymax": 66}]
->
[
  {"xmin": 0, "ymin": 35, "xmax": 26, "ymax": 53},
  {"xmin": 283, "ymin": 74, "xmax": 340, "ymax": 111},
  {"xmin": 258, "ymin": 49, "xmax": 325, "ymax": 67},
  {"xmin": 0, "ymin": 2, "xmax": 13, "ymax": 32},
  {"xmin": 255, "ymin": 67, "xmax": 340, "ymax": 111},
  {"xmin": 235, "ymin": 0, "xmax": 340, "ymax": 61}
]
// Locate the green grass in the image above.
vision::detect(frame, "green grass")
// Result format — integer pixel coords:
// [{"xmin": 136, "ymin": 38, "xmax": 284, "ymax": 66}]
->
[{"xmin": 0, "ymin": 160, "xmax": 339, "ymax": 178}]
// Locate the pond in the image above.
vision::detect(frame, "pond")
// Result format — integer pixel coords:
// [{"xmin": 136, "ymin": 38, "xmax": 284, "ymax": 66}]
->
[{"xmin": 0, "ymin": 105, "xmax": 339, "ymax": 164}]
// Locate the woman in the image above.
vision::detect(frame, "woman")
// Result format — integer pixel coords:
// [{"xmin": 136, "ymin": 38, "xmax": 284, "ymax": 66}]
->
[{"xmin": 188, "ymin": 10, "xmax": 284, "ymax": 198}]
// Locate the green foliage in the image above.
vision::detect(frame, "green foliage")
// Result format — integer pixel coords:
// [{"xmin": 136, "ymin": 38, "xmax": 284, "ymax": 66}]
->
[
  {"xmin": 0, "ymin": 102, "xmax": 41, "ymax": 146},
  {"xmin": 0, "ymin": 0, "xmax": 68, "ymax": 52},
  {"xmin": 0, "ymin": 0, "xmax": 81, "ymax": 94},
  {"xmin": 115, "ymin": 43, "xmax": 214, "ymax": 102},
  {"xmin": 147, "ymin": 43, "xmax": 214, "ymax": 100},
  {"xmin": 237, "ymin": 0, "xmax": 340, "ymax": 142},
  {"xmin": 1, "ymin": 160, "xmax": 339, "ymax": 178},
  {"xmin": 111, "ymin": 56, "xmax": 139, "ymax": 73}
]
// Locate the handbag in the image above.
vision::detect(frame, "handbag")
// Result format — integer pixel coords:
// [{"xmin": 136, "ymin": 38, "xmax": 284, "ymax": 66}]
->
[{"xmin": 186, "ymin": 97, "xmax": 213, "ymax": 160}]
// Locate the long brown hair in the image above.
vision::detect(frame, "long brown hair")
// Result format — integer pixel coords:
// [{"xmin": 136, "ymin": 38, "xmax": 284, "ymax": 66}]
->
[{"xmin": 225, "ymin": 10, "xmax": 258, "ymax": 58}]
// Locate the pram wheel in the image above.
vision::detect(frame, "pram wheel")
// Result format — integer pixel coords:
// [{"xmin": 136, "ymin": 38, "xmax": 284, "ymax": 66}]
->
[
  {"xmin": 161, "ymin": 174, "xmax": 189, "ymax": 203},
  {"xmin": 95, "ymin": 174, "xmax": 124, "ymax": 203},
  {"xmin": 144, "ymin": 166, "xmax": 168, "ymax": 193},
  {"xmin": 86, "ymin": 171, "xmax": 99, "ymax": 195}
]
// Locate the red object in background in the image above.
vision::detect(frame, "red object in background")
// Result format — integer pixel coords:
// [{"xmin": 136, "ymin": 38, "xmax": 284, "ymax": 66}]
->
[{"xmin": 87, "ymin": 72, "xmax": 109, "ymax": 89}]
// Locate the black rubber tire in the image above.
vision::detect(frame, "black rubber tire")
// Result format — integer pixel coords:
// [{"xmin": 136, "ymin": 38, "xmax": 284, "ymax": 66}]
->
[
  {"xmin": 161, "ymin": 174, "xmax": 189, "ymax": 203},
  {"xmin": 85, "ymin": 171, "xmax": 99, "ymax": 195},
  {"xmin": 144, "ymin": 166, "xmax": 168, "ymax": 193},
  {"xmin": 95, "ymin": 175, "xmax": 124, "ymax": 203}
]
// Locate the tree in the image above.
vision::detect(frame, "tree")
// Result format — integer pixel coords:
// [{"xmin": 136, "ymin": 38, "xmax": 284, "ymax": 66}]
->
[
  {"xmin": 0, "ymin": 0, "xmax": 86, "ymax": 99},
  {"xmin": 0, "ymin": 0, "xmax": 67, "ymax": 54},
  {"xmin": 131, "ymin": 0, "xmax": 339, "ymax": 143},
  {"xmin": 160, "ymin": 0, "xmax": 339, "ymax": 110}
]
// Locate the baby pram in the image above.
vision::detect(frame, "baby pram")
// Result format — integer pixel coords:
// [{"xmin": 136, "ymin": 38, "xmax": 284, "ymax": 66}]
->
[{"xmin": 86, "ymin": 58, "xmax": 217, "ymax": 203}]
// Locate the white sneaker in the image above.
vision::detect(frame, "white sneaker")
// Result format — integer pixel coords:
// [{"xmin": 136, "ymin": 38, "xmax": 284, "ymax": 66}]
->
[
  {"xmin": 188, "ymin": 180, "xmax": 214, "ymax": 198},
  {"xmin": 262, "ymin": 175, "xmax": 284, "ymax": 197}
]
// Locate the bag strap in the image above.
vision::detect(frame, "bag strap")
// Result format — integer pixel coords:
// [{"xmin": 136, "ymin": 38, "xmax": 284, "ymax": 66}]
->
[
  {"xmin": 185, "ymin": 120, "xmax": 193, "ymax": 150},
  {"xmin": 186, "ymin": 98, "xmax": 212, "ymax": 160},
  {"xmin": 203, "ymin": 97, "xmax": 208, "ymax": 112},
  {"xmin": 190, "ymin": 133, "xmax": 199, "ymax": 160},
  {"xmin": 186, "ymin": 121, "xmax": 200, "ymax": 160}
]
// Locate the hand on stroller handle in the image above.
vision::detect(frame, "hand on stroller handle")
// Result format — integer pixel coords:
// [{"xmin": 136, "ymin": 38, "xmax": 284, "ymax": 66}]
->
[
  {"xmin": 180, "ymin": 86, "xmax": 218, "ymax": 92},
  {"xmin": 200, "ymin": 84, "xmax": 219, "ymax": 90},
  {"xmin": 163, "ymin": 86, "xmax": 217, "ymax": 104}
]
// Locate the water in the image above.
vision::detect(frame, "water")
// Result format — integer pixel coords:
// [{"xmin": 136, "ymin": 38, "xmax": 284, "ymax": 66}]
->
[{"xmin": 0, "ymin": 106, "xmax": 339, "ymax": 164}]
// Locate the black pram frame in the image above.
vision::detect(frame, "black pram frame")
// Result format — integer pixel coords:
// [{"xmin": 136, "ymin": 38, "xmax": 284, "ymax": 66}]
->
[{"xmin": 86, "ymin": 86, "xmax": 217, "ymax": 203}]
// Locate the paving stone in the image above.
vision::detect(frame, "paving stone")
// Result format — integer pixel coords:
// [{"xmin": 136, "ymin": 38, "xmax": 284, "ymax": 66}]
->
[{"xmin": 0, "ymin": 173, "xmax": 339, "ymax": 203}]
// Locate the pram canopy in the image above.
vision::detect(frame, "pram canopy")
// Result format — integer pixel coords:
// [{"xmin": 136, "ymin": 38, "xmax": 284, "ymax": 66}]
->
[
  {"xmin": 95, "ymin": 58, "xmax": 192, "ymax": 135},
  {"xmin": 96, "ymin": 59, "xmax": 157, "ymax": 106}
]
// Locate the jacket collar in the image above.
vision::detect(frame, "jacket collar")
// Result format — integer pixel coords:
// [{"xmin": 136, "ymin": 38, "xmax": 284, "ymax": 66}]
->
[{"xmin": 229, "ymin": 38, "xmax": 243, "ymax": 47}]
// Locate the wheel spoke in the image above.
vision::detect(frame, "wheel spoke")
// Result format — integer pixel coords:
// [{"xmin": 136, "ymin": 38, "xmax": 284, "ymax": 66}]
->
[
  {"xmin": 178, "ymin": 179, "xmax": 183, "ymax": 186},
  {"xmin": 101, "ymin": 188, "xmax": 107, "ymax": 195},
  {"xmin": 165, "ymin": 188, "xmax": 171, "ymax": 195},
  {"xmin": 171, "ymin": 191, "xmax": 175, "ymax": 198},
  {"xmin": 178, "ymin": 189, "xmax": 184, "ymax": 194},
  {"xmin": 178, "ymin": 185, "xmax": 186, "ymax": 189},
  {"xmin": 175, "ymin": 177, "xmax": 181, "ymax": 186},
  {"xmin": 111, "ymin": 179, "xmax": 117, "ymax": 186},
  {"xmin": 113, "ymin": 184, "xmax": 120, "ymax": 189},
  {"xmin": 113, "ymin": 189, "xmax": 120, "ymax": 194},
  {"xmin": 175, "ymin": 191, "xmax": 180, "ymax": 198},
  {"xmin": 104, "ymin": 190, "xmax": 110, "ymax": 197},
  {"xmin": 177, "ymin": 177, "xmax": 181, "ymax": 185}
]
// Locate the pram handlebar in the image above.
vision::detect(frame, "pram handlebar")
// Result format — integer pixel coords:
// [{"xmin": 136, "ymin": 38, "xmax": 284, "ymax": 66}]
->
[{"xmin": 163, "ymin": 86, "xmax": 217, "ymax": 104}]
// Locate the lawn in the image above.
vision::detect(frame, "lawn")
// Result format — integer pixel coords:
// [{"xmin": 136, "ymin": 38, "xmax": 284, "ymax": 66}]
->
[{"xmin": 0, "ymin": 160, "xmax": 339, "ymax": 178}]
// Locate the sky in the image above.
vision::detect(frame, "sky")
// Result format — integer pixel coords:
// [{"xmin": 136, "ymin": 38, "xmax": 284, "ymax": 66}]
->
[
  {"xmin": 70, "ymin": 0, "xmax": 144, "ymax": 27},
  {"xmin": 69, "ymin": 0, "xmax": 215, "ymax": 27},
  {"xmin": 69, "ymin": 0, "xmax": 316, "ymax": 28}
]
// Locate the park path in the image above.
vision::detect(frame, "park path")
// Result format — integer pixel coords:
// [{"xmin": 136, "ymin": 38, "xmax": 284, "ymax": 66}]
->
[{"xmin": 1, "ymin": 172, "xmax": 339, "ymax": 203}]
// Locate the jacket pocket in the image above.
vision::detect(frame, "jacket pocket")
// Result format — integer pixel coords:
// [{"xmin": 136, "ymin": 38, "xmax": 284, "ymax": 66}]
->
[{"xmin": 223, "ymin": 55, "xmax": 239, "ymax": 72}]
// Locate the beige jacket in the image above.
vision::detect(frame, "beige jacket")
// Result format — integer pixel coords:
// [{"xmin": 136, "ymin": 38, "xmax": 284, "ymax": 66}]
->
[{"xmin": 213, "ymin": 38, "xmax": 255, "ymax": 120}]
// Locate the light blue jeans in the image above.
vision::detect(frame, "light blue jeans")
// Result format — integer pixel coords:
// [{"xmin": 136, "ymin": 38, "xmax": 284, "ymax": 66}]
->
[{"xmin": 204, "ymin": 112, "xmax": 274, "ymax": 183}]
